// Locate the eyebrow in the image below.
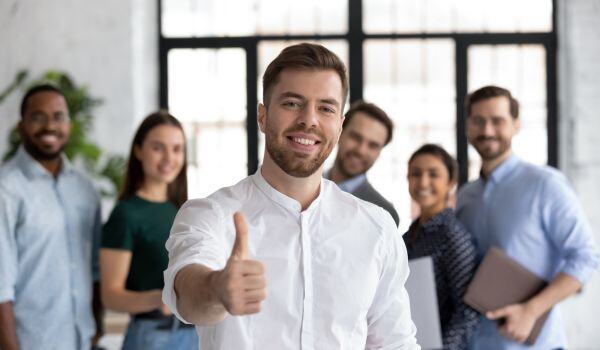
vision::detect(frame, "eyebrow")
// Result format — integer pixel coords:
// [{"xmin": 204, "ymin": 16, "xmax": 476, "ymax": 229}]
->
[{"xmin": 278, "ymin": 91, "xmax": 340, "ymax": 109}]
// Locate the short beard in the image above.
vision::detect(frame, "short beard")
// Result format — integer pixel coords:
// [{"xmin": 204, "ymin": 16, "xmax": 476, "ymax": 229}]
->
[
  {"xmin": 21, "ymin": 137, "xmax": 65, "ymax": 161},
  {"xmin": 264, "ymin": 121, "xmax": 333, "ymax": 178},
  {"xmin": 474, "ymin": 137, "xmax": 511, "ymax": 161},
  {"xmin": 334, "ymin": 151, "xmax": 369, "ymax": 179}
]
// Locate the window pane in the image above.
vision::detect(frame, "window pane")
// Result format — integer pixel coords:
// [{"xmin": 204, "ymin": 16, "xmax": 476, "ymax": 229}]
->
[
  {"xmin": 162, "ymin": 0, "xmax": 347, "ymax": 37},
  {"xmin": 364, "ymin": 39, "xmax": 456, "ymax": 231},
  {"xmin": 467, "ymin": 44, "xmax": 547, "ymax": 180},
  {"xmin": 168, "ymin": 48, "xmax": 248, "ymax": 198},
  {"xmin": 363, "ymin": 0, "xmax": 552, "ymax": 34},
  {"xmin": 256, "ymin": 40, "xmax": 349, "ymax": 166}
]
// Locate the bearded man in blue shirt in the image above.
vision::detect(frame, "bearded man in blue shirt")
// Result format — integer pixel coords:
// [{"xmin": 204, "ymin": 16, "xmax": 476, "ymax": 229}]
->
[
  {"xmin": 0, "ymin": 85, "xmax": 103, "ymax": 350},
  {"xmin": 456, "ymin": 85, "xmax": 599, "ymax": 350}
]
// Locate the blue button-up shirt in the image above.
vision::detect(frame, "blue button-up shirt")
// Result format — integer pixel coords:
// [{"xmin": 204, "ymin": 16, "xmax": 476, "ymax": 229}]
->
[
  {"xmin": 0, "ymin": 146, "xmax": 101, "ymax": 350},
  {"xmin": 456, "ymin": 155, "xmax": 599, "ymax": 350}
]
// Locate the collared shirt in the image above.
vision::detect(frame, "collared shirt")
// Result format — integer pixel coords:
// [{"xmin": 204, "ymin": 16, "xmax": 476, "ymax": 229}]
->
[
  {"xmin": 0, "ymin": 146, "xmax": 101, "ymax": 350},
  {"xmin": 337, "ymin": 173, "xmax": 367, "ymax": 193},
  {"xmin": 163, "ymin": 170, "xmax": 419, "ymax": 350},
  {"xmin": 456, "ymin": 155, "xmax": 599, "ymax": 350}
]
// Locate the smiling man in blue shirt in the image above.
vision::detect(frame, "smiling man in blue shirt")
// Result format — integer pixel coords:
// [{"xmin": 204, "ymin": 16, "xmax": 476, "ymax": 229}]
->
[
  {"xmin": 0, "ymin": 85, "xmax": 102, "ymax": 350},
  {"xmin": 456, "ymin": 85, "xmax": 599, "ymax": 350}
]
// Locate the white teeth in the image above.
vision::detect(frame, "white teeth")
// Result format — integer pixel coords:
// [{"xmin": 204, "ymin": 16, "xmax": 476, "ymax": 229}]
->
[
  {"xmin": 292, "ymin": 137, "xmax": 315, "ymax": 146},
  {"xmin": 40, "ymin": 135, "xmax": 58, "ymax": 143},
  {"xmin": 417, "ymin": 190, "xmax": 432, "ymax": 197}
]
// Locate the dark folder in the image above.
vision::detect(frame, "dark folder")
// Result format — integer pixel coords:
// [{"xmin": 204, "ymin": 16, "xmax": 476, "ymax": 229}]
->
[{"xmin": 463, "ymin": 247, "xmax": 550, "ymax": 345}]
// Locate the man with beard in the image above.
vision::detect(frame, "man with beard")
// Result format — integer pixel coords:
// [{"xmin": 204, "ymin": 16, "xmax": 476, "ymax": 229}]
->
[
  {"xmin": 162, "ymin": 43, "xmax": 419, "ymax": 349},
  {"xmin": 327, "ymin": 100, "xmax": 399, "ymax": 226},
  {"xmin": 456, "ymin": 85, "xmax": 598, "ymax": 350},
  {"xmin": 0, "ymin": 85, "xmax": 103, "ymax": 350}
]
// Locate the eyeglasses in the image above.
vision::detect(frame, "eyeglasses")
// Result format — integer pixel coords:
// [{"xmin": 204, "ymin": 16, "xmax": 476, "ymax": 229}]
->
[{"xmin": 27, "ymin": 112, "xmax": 71, "ymax": 125}]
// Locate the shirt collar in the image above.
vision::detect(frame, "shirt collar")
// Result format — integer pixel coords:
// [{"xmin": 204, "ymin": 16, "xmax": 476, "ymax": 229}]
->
[
  {"xmin": 409, "ymin": 208, "xmax": 454, "ymax": 234},
  {"xmin": 15, "ymin": 145, "xmax": 73, "ymax": 180},
  {"xmin": 483, "ymin": 154, "xmax": 520, "ymax": 184},
  {"xmin": 324, "ymin": 170, "xmax": 367, "ymax": 193},
  {"xmin": 251, "ymin": 168, "xmax": 324, "ymax": 215}
]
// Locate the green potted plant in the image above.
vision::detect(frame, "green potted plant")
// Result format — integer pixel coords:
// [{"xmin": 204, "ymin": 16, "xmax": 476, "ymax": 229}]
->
[{"xmin": 1, "ymin": 70, "xmax": 125, "ymax": 197}]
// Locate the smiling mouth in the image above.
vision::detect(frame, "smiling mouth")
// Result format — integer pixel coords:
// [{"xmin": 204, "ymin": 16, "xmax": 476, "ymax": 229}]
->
[{"xmin": 288, "ymin": 136, "xmax": 320, "ymax": 146}]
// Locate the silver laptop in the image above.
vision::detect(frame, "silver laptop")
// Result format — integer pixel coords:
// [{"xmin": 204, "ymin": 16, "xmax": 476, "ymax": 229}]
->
[{"xmin": 406, "ymin": 256, "xmax": 443, "ymax": 350}]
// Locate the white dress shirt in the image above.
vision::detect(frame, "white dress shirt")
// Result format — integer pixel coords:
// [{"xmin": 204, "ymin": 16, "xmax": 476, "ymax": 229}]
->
[{"xmin": 163, "ymin": 171, "xmax": 419, "ymax": 350}]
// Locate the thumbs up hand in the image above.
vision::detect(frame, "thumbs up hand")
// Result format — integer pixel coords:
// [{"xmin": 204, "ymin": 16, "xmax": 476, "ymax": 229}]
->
[{"xmin": 211, "ymin": 212, "xmax": 267, "ymax": 316}]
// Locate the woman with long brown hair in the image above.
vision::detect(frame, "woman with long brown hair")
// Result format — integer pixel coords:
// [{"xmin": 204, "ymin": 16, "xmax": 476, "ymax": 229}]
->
[{"xmin": 100, "ymin": 111, "xmax": 197, "ymax": 349}]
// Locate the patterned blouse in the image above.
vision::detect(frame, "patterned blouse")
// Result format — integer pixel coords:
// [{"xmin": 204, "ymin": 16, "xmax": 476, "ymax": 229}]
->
[{"xmin": 404, "ymin": 208, "xmax": 480, "ymax": 350}]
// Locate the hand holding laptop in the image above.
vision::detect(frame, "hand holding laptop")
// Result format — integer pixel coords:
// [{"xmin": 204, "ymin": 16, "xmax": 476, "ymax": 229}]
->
[
  {"xmin": 486, "ymin": 302, "xmax": 541, "ymax": 343},
  {"xmin": 463, "ymin": 247, "xmax": 550, "ymax": 345}
]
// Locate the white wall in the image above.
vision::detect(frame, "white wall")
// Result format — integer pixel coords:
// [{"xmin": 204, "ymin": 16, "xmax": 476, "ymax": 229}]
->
[
  {"xmin": 558, "ymin": 0, "xmax": 600, "ymax": 348},
  {"xmin": 0, "ymin": 0, "xmax": 158, "ymax": 159}
]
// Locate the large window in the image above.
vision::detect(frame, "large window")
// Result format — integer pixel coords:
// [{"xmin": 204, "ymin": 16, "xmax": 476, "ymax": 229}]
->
[{"xmin": 159, "ymin": 0, "xmax": 556, "ymax": 230}]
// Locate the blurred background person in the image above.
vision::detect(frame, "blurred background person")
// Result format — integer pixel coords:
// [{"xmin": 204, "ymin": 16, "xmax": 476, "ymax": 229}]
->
[
  {"xmin": 100, "ymin": 111, "xmax": 198, "ymax": 350},
  {"xmin": 405, "ymin": 143, "xmax": 479, "ymax": 350},
  {"xmin": 0, "ymin": 85, "xmax": 102, "ymax": 350},
  {"xmin": 457, "ymin": 86, "xmax": 599, "ymax": 349},
  {"xmin": 327, "ymin": 100, "xmax": 399, "ymax": 226}
]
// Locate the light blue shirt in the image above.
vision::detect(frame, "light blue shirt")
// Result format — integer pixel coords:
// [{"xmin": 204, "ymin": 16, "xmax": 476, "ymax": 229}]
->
[
  {"xmin": 0, "ymin": 146, "xmax": 101, "ymax": 350},
  {"xmin": 456, "ymin": 154, "xmax": 599, "ymax": 350},
  {"xmin": 326, "ymin": 172, "xmax": 367, "ymax": 193}
]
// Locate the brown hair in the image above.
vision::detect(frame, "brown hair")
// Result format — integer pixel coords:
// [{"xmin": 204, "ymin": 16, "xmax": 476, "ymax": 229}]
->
[
  {"xmin": 262, "ymin": 43, "xmax": 349, "ymax": 108},
  {"xmin": 408, "ymin": 143, "xmax": 458, "ymax": 183},
  {"xmin": 120, "ymin": 110, "xmax": 188, "ymax": 208},
  {"xmin": 465, "ymin": 85, "xmax": 519, "ymax": 119},
  {"xmin": 343, "ymin": 100, "xmax": 394, "ymax": 145}
]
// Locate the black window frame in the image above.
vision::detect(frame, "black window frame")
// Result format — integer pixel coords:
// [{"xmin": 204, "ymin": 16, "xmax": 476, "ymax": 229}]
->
[{"xmin": 158, "ymin": 0, "xmax": 557, "ymax": 185}]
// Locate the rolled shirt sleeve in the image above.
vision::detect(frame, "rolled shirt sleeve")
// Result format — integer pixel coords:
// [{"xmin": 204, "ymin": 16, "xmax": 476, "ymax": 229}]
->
[
  {"xmin": 540, "ymin": 173, "xmax": 599, "ymax": 284},
  {"xmin": 162, "ymin": 198, "xmax": 229, "ymax": 323},
  {"xmin": 365, "ymin": 210, "xmax": 420, "ymax": 350}
]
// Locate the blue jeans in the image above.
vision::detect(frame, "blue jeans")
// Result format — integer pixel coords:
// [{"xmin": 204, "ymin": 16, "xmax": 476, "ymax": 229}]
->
[{"xmin": 121, "ymin": 317, "xmax": 199, "ymax": 350}]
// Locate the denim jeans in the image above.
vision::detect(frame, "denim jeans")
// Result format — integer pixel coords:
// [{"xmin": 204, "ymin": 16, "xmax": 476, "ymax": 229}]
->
[{"xmin": 121, "ymin": 317, "xmax": 199, "ymax": 350}]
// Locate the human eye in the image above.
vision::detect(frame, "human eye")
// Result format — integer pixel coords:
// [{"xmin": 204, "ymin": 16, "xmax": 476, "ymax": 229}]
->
[
  {"xmin": 409, "ymin": 169, "xmax": 421, "ymax": 178},
  {"xmin": 151, "ymin": 142, "xmax": 164, "ymax": 151},
  {"xmin": 54, "ymin": 112, "xmax": 70, "ymax": 124},
  {"xmin": 29, "ymin": 112, "xmax": 46, "ymax": 124},
  {"xmin": 319, "ymin": 105, "xmax": 336, "ymax": 114},
  {"xmin": 470, "ymin": 117, "xmax": 485, "ymax": 127},
  {"xmin": 492, "ymin": 117, "xmax": 506, "ymax": 127},
  {"xmin": 282, "ymin": 100, "xmax": 301, "ymax": 109}
]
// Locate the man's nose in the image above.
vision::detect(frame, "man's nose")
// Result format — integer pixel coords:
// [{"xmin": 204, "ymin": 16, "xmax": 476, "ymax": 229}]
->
[{"xmin": 297, "ymin": 105, "xmax": 318, "ymax": 128}]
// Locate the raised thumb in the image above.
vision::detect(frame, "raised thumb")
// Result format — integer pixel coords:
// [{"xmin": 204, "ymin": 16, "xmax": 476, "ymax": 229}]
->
[{"xmin": 231, "ymin": 212, "xmax": 249, "ymax": 260}]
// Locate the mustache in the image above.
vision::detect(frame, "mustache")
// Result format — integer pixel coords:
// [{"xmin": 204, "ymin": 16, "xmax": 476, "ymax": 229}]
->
[
  {"xmin": 475, "ymin": 136, "xmax": 498, "ymax": 142},
  {"xmin": 345, "ymin": 150, "xmax": 364, "ymax": 160},
  {"xmin": 284, "ymin": 125, "xmax": 325, "ymax": 140}
]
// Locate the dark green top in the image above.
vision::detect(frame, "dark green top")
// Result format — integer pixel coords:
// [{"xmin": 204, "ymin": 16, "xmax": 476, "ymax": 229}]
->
[{"xmin": 102, "ymin": 195, "xmax": 178, "ymax": 291}]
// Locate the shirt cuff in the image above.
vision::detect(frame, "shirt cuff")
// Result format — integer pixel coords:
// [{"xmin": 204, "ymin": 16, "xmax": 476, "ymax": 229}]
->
[
  {"xmin": 561, "ymin": 262, "xmax": 598, "ymax": 285},
  {"xmin": 0, "ymin": 287, "xmax": 15, "ymax": 304},
  {"xmin": 162, "ymin": 258, "xmax": 222, "ymax": 324}
]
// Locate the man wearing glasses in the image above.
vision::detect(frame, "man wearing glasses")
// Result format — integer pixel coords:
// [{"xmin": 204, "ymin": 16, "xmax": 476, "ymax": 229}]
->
[
  {"xmin": 456, "ymin": 85, "xmax": 598, "ymax": 350},
  {"xmin": 0, "ymin": 85, "xmax": 103, "ymax": 350}
]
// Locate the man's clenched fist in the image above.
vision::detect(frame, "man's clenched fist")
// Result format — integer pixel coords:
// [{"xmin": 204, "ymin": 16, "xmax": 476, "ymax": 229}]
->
[{"xmin": 211, "ymin": 212, "xmax": 267, "ymax": 315}]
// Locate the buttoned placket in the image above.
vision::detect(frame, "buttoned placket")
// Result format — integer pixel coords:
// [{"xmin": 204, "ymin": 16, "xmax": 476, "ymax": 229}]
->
[
  {"xmin": 54, "ymin": 173, "xmax": 83, "ymax": 346},
  {"xmin": 298, "ymin": 204, "xmax": 315, "ymax": 350}
]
